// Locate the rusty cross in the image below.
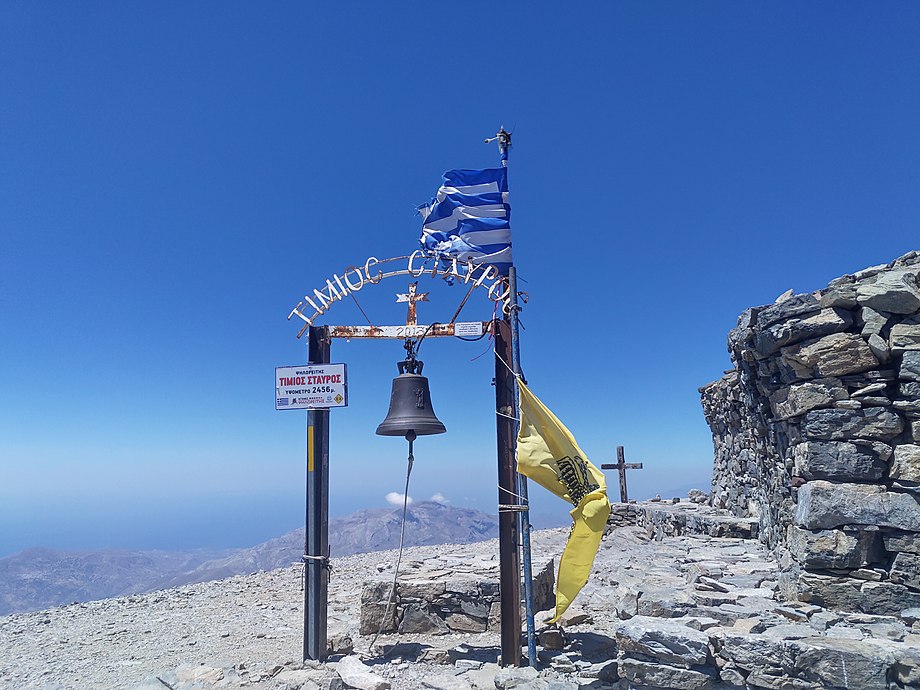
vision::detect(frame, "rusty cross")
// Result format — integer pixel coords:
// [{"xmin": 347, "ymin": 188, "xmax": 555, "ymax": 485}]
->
[
  {"xmin": 396, "ymin": 281, "xmax": 429, "ymax": 327},
  {"xmin": 601, "ymin": 445, "xmax": 644, "ymax": 503}
]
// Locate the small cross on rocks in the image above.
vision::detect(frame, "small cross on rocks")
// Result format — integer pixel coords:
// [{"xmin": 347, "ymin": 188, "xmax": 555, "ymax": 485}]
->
[{"xmin": 601, "ymin": 445, "xmax": 643, "ymax": 503}]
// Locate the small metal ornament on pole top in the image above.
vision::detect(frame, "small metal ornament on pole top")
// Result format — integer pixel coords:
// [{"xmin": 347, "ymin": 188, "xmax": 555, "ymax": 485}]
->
[{"xmin": 487, "ymin": 127, "xmax": 538, "ymax": 667}]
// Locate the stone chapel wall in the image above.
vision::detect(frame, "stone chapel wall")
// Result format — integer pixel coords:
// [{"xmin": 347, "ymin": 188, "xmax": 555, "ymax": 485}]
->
[{"xmin": 700, "ymin": 250, "xmax": 920, "ymax": 613}]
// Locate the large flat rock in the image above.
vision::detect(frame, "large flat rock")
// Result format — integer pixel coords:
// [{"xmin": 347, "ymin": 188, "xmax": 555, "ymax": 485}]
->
[{"xmin": 795, "ymin": 480, "xmax": 920, "ymax": 530}]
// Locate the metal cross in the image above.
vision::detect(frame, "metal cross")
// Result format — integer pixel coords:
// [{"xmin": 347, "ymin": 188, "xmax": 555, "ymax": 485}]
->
[
  {"xmin": 396, "ymin": 281, "xmax": 429, "ymax": 327},
  {"xmin": 601, "ymin": 445, "xmax": 644, "ymax": 503}
]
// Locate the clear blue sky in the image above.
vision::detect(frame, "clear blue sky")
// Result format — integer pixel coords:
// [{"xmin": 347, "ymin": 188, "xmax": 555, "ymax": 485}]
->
[{"xmin": 2, "ymin": 3, "xmax": 919, "ymax": 556}]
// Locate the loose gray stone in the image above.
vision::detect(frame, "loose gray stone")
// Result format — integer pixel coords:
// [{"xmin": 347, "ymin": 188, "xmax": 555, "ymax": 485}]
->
[
  {"xmin": 884, "ymin": 531, "xmax": 920, "ymax": 554},
  {"xmin": 334, "ymin": 655, "xmax": 391, "ymax": 690},
  {"xmin": 892, "ymin": 444, "xmax": 920, "ymax": 482},
  {"xmin": 857, "ymin": 268, "xmax": 920, "ymax": 314},
  {"xmin": 868, "ymin": 332, "xmax": 892, "ymax": 364},
  {"xmin": 549, "ymin": 654, "xmax": 577, "ymax": 673},
  {"xmin": 861, "ymin": 306, "xmax": 891, "ymax": 337},
  {"xmin": 820, "ymin": 282, "xmax": 858, "ymax": 309},
  {"xmin": 801, "ymin": 407, "xmax": 903, "ymax": 441},
  {"xmin": 636, "ymin": 586, "xmax": 695, "ymax": 618},
  {"xmin": 539, "ymin": 628, "xmax": 566, "ymax": 650},
  {"xmin": 774, "ymin": 606, "xmax": 809, "ymax": 622},
  {"xmin": 617, "ymin": 656, "xmax": 714, "ymax": 690},
  {"xmin": 613, "ymin": 585, "xmax": 638, "ymax": 619},
  {"xmin": 421, "ymin": 675, "xmax": 474, "ymax": 690},
  {"xmin": 445, "ymin": 612, "xmax": 487, "ymax": 633},
  {"xmin": 795, "ymin": 480, "xmax": 920, "ymax": 530},
  {"xmin": 398, "ymin": 580, "xmax": 446, "ymax": 601},
  {"xmin": 360, "ymin": 582, "xmax": 397, "ymax": 635},
  {"xmin": 761, "ymin": 623, "xmax": 815, "ymax": 640},
  {"xmin": 757, "ymin": 294, "xmax": 822, "ymax": 328},
  {"xmin": 444, "ymin": 579, "xmax": 479, "ymax": 597},
  {"xmin": 852, "ymin": 381, "xmax": 889, "ymax": 397},
  {"xmin": 176, "ymin": 665, "xmax": 225, "ymax": 683},
  {"xmin": 894, "ymin": 649, "xmax": 920, "ymax": 686},
  {"xmin": 826, "ymin": 623, "xmax": 864, "ymax": 640},
  {"xmin": 902, "ymin": 351, "xmax": 920, "ymax": 381},
  {"xmin": 792, "ymin": 637, "xmax": 895, "ymax": 690},
  {"xmin": 461, "ymin": 664, "xmax": 502, "ymax": 689},
  {"xmin": 792, "ymin": 440, "xmax": 887, "ymax": 481},
  {"xmin": 713, "ymin": 631, "xmax": 794, "ymax": 672},
  {"xmin": 753, "ymin": 308, "xmax": 853, "ymax": 357},
  {"xmin": 781, "ymin": 332, "xmax": 879, "ymax": 379},
  {"xmin": 275, "ymin": 669, "xmax": 338, "ymax": 690},
  {"xmin": 786, "ymin": 525, "xmax": 878, "ymax": 569},
  {"xmin": 890, "ymin": 552, "xmax": 920, "ymax": 589},
  {"xmin": 614, "ymin": 615, "xmax": 710, "ymax": 667},
  {"xmin": 552, "ymin": 605, "xmax": 591, "ymax": 627},
  {"xmin": 891, "ymin": 323, "xmax": 920, "ymax": 352},
  {"xmin": 792, "ymin": 574, "xmax": 920, "ymax": 614},
  {"xmin": 399, "ymin": 605, "xmax": 449, "ymax": 635},
  {"xmin": 494, "ymin": 666, "xmax": 539, "ymax": 689},
  {"xmin": 717, "ymin": 664, "xmax": 747, "ymax": 686},
  {"xmin": 328, "ymin": 632, "xmax": 355, "ymax": 656},
  {"xmin": 127, "ymin": 678, "xmax": 181, "ymax": 690},
  {"xmin": 770, "ymin": 379, "xmax": 847, "ymax": 420}
]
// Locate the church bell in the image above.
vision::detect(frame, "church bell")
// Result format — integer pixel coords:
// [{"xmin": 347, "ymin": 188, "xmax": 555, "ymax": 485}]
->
[{"xmin": 376, "ymin": 355, "xmax": 446, "ymax": 437}]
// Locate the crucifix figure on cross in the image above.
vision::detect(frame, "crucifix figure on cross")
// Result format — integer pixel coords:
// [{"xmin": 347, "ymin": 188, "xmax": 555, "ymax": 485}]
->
[
  {"xmin": 396, "ymin": 281, "xmax": 429, "ymax": 327},
  {"xmin": 601, "ymin": 445, "xmax": 644, "ymax": 503}
]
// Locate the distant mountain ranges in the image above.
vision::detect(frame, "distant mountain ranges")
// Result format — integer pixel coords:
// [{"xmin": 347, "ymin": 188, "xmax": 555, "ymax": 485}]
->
[{"xmin": 0, "ymin": 501, "xmax": 499, "ymax": 616}]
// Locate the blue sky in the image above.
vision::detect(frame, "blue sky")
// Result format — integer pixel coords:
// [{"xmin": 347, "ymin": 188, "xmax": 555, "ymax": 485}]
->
[{"xmin": 2, "ymin": 3, "xmax": 919, "ymax": 556}]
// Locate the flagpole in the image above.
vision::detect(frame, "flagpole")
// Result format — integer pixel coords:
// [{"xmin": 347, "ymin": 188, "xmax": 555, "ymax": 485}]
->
[{"xmin": 491, "ymin": 127, "xmax": 538, "ymax": 667}]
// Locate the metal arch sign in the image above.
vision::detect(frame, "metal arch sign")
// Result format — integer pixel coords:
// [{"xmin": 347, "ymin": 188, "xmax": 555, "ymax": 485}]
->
[{"xmin": 287, "ymin": 252, "xmax": 511, "ymax": 337}]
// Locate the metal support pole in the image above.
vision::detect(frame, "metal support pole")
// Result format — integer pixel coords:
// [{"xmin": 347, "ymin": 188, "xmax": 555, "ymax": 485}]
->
[
  {"xmin": 494, "ymin": 319, "xmax": 522, "ymax": 667},
  {"xmin": 304, "ymin": 325, "xmax": 330, "ymax": 662},
  {"xmin": 491, "ymin": 126, "xmax": 537, "ymax": 666},
  {"xmin": 508, "ymin": 266, "xmax": 537, "ymax": 666}
]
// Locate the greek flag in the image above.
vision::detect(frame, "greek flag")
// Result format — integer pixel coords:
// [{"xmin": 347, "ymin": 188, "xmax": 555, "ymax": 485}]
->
[{"xmin": 418, "ymin": 167, "xmax": 512, "ymax": 274}]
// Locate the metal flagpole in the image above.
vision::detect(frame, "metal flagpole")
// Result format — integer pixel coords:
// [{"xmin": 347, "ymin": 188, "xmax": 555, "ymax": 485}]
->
[
  {"xmin": 304, "ymin": 326, "xmax": 330, "ymax": 662},
  {"xmin": 489, "ymin": 127, "xmax": 538, "ymax": 666}
]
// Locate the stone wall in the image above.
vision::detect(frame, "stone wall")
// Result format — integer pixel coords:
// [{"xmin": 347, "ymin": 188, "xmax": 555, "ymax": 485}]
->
[
  {"xmin": 360, "ymin": 558, "xmax": 555, "ymax": 637},
  {"xmin": 701, "ymin": 250, "xmax": 920, "ymax": 613}
]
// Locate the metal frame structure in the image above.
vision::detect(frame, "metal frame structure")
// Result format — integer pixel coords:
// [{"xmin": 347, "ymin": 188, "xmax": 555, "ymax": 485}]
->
[
  {"xmin": 298, "ymin": 126, "xmax": 531, "ymax": 667},
  {"xmin": 301, "ymin": 314, "xmax": 526, "ymax": 666}
]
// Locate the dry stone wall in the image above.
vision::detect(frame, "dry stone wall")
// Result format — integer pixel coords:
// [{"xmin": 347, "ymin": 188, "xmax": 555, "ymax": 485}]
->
[
  {"xmin": 701, "ymin": 250, "xmax": 920, "ymax": 614},
  {"xmin": 359, "ymin": 557, "xmax": 555, "ymax": 637}
]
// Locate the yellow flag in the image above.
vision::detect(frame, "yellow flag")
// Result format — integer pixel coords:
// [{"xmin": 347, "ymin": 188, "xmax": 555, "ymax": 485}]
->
[{"xmin": 516, "ymin": 380, "xmax": 611, "ymax": 624}]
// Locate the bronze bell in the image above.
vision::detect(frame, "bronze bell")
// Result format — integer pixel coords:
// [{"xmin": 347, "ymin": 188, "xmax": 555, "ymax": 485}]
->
[{"xmin": 376, "ymin": 357, "xmax": 446, "ymax": 437}]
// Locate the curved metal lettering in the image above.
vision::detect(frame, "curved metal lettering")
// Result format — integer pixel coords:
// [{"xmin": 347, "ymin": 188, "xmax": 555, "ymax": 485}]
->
[{"xmin": 288, "ymin": 254, "xmax": 512, "ymax": 335}]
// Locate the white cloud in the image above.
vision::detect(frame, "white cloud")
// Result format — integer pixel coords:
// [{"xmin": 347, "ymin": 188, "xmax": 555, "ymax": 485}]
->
[
  {"xmin": 385, "ymin": 492, "xmax": 413, "ymax": 506},
  {"xmin": 429, "ymin": 493, "xmax": 449, "ymax": 504}
]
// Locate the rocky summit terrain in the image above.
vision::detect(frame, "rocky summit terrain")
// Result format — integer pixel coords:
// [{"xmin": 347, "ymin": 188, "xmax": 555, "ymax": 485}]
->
[{"xmin": 4, "ymin": 499, "xmax": 920, "ymax": 690}]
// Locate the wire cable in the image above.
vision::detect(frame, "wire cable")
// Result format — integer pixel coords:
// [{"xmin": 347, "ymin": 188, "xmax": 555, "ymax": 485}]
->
[{"xmin": 367, "ymin": 433, "xmax": 415, "ymax": 655}]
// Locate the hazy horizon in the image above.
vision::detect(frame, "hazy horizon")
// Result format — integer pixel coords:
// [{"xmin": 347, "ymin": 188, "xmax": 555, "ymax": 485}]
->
[{"xmin": 0, "ymin": 477, "xmax": 708, "ymax": 558}]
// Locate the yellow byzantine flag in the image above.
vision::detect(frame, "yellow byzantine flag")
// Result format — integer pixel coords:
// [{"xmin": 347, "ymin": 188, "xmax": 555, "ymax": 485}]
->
[{"xmin": 516, "ymin": 380, "xmax": 611, "ymax": 623}]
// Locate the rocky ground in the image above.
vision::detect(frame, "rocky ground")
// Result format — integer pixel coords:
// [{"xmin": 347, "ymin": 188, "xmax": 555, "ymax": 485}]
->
[{"xmin": 3, "ymin": 502, "xmax": 920, "ymax": 689}]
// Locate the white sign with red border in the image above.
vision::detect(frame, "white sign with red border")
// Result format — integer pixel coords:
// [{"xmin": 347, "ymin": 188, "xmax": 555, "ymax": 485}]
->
[{"xmin": 275, "ymin": 363, "xmax": 348, "ymax": 410}]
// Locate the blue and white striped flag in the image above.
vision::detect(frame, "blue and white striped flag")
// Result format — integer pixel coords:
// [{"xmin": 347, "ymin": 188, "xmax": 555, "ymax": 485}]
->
[{"xmin": 418, "ymin": 167, "xmax": 512, "ymax": 275}]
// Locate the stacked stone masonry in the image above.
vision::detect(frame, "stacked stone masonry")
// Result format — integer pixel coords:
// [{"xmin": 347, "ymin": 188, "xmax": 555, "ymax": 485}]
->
[
  {"xmin": 359, "ymin": 558, "xmax": 555, "ymax": 636},
  {"xmin": 701, "ymin": 250, "xmax": 920, "ymax": 614}
]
